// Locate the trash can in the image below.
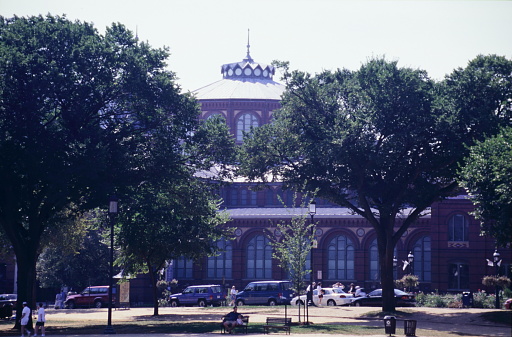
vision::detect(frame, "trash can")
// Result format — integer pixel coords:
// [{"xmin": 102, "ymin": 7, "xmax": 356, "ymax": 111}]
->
[
  {"xmin": 462, "ymin": 291, "xmax": 473, "ymax": 308},
  {"xmin": 383, "ymin": 316, "xmax": 396, "ymax": 336},
  {"xmin": 404, "ymin": 319, "xmax": 417, "ymax": 336}
]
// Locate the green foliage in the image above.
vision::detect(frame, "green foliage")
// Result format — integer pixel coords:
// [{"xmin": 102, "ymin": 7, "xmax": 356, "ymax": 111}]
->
[
  {"xmin": 239, "ymin": 55, "xmax": 512, "ymax": 312},
  {"xmin": 459, "ymin": 127, "xmax": 512, "ymax": 246},
  {"xmin": 0, "ymin": 14, "xmax": 235, "ymax": 315},
  {"xmin": 482, "ymin": 275, "xmax": 512, "ymax": 288},
  {"xmin": 267, "ymin": 189, "xmax": 316, "ymax": 294},
  {"xmin": 395, "ymin": 274, "xmax": 419, "ymax": 290}
]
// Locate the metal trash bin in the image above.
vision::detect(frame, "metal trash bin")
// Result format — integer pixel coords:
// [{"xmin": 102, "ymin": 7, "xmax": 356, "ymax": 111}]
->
[
  {"xmin": 404, "ymin": 319, "xmax": 417, "ymax": 336},
  {"xmin": 462, "ymin": 291, "xmax": 473, "ymax": 308},
  {"xmin": 383, "ymin": 316, "xmax": 396, "ymax": 336}
]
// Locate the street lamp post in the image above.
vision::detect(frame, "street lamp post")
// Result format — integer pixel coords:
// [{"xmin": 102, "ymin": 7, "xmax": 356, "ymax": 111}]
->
[
  {"xmin": 306, "ymin": 200, "xmax": 316, "ymax": 325},
  {"xmin": 493, "ymin": 250, "xmax": 501, "ymax": 309},
  {"xmin": 407, "ymin": 252, "xmax": 414, "ymax": 292},
  {"xmin": 407, "ymin": 251, "xmax": 414, "ymax": 275},
  {"xmin": 104, "ymin": 196, "xmax": 118, "ymax": 334}
]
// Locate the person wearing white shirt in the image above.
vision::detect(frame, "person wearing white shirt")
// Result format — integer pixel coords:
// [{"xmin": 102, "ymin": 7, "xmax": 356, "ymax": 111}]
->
[
  {"xmin": 21, "ymin": 302, "xmax": 32, "ymax": 337},
  {"xmin": 35, "ymin": 303, "xmax": 46, "ymax": 336}
]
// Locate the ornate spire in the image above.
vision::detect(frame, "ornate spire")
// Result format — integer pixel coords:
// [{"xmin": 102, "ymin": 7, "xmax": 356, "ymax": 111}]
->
[{"xmin": 243, "ymin": 28, "xmax": 253, "ymax": 63}]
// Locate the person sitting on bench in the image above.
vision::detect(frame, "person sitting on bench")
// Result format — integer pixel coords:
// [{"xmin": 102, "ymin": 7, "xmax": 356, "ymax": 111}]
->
[{"xmin": 222, "ymin": 306, "xmax": 243, "ymax": 334}]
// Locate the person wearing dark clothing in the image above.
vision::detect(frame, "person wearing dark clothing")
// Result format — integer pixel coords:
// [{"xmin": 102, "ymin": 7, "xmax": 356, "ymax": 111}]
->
[{"xmin": 222, "ymin": 306, "xmax": 243, "ymax": 334}]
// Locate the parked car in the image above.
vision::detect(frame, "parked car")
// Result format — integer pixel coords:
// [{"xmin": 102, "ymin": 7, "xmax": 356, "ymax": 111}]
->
[
  {"xmin": 169, "ymin": 284, "xmax": 225, "ymax": 307},
  {"xmin": 505, "ymin": 298, "xmax": 512, "ymax": 310},
  {"xmin": 65, "ymin": 286, "xmax": 115, "ymax": 309},
  {"xmin": 235, "ymin": 280, "xmax": 294, "ymax": 306},
  {"xmin": 0, "ymin": 294, "xmax": 16, "ymax": 319},
  {"xmin": 291, "ymin": 287, "xmax": 355, "ymax": 306},
  {"xmin": 350, "ymin": 288, "xmax": 416, "ymax": 307}
]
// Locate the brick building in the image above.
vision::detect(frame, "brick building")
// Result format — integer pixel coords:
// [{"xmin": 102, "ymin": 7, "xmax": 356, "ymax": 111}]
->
[{"xmin": 166, "ymin": 45, "xmax": 511, "ymax": 296}]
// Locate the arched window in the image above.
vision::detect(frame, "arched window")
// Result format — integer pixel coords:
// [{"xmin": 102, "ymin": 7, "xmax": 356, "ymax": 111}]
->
[
  {"xmin": 412, "ymin": 236, "xmax": 431, "ymax": 282},
  {"xmin": 173, "ymin": 257, "xmax": 193, "ymax": 279},
  {"xmin": 327, "ymin": 235, "xmax": 355, "ymax": 280},
  {"xmin": 448, "ymin": 214, "xmax": 469, "ymax": 241},
  {"xmin": 236, "ymin": 113, "xmax": 259, "ymax": 142},
  {"xmin": 247, "ymin": 235, "xmax": 272, "ymax": 279},
  {"xmin": 207, "ymin": 240, "xmax": 232, "ymax": 279}
]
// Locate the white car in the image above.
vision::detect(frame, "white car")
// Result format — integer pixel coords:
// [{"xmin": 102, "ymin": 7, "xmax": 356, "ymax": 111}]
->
[{"xmin": 291, "ymin": 287, "xmax": 355, "ymax": 306}]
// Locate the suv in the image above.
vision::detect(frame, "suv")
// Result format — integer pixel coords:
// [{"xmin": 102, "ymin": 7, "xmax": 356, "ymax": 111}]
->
[
  {"xmin": 236, "ymin": 281, "xmax": 294, "ymax": 306},
  {"xmin": 169, "ymin": 284, "xmax": 225, "ymax": 307},
  {"xmin": 65, "ymin": 286, "xmax": 115, "ymax": 309}
]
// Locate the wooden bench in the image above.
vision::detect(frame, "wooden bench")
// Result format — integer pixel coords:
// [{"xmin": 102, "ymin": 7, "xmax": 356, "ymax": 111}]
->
[
  {"xmin": 263, "ymin": 317, "xmax": 291, "ymax": 334},
  {"xmin": 221, "ymin": 315, "xmax": 249, "ymax": 334}
]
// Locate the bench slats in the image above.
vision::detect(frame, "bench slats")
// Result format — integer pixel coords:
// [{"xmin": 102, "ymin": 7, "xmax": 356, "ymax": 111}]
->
[{"xmin": 263, "ymin": 317, "xmax": 291, "ymax": 335}]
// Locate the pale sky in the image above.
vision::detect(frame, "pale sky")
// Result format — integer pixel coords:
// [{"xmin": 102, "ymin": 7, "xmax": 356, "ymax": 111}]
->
[{"xmin": 1, "ymin": 0, "xmax": 511, "ymax": 92}]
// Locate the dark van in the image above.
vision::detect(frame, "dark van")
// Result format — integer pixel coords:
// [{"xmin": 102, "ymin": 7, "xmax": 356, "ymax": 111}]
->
[{"xmin": 235, "ymin": 281, "xmax": 294, "ymax": 306}]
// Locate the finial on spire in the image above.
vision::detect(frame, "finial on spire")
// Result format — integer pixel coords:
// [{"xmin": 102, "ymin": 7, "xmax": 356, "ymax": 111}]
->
[
  {"xmin": 244, "ymin": 28, "xmax": 253, "ymax": 63},
  {"xmin": 135, "ymin": 25, "xmax": 139, "ymax": 43}
]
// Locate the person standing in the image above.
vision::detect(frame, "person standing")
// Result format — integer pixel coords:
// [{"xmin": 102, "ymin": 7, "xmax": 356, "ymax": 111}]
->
[
  {"xmin": 35, "ymin": 303, "xmax": 45, "ymax": 336},
  {"xmin": 20, "ymin": 302, "xmax": 32, "ymax": 337},
  {"xmin": 229, "ymin": 286, "xmax": 237, "ymax": 306},
  {"xmin": 317, "ymin": 283, "xmax": 323, "ymax": 306}
]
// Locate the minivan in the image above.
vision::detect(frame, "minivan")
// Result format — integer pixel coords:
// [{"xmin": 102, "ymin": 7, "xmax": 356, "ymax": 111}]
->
[{"xmin": 235, "ymin": 280, "xmax": 294, "ymax": 306}]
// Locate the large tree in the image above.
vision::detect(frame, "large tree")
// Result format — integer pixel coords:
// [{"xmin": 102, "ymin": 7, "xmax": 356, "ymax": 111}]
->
[
  {"xmin": 459, "ymin": 127, "xmax": 512, "ymax": 247},
  {"xmin": 116, "ymin": 116, "xmax": 235, "ymax": 315},
  {"xmin": 238, "ymin": 56, "xmax": 512, "ymax": 312},
  {"xmin": 0, "ymin": 14, "xmax": 233, "ymax": 323}
]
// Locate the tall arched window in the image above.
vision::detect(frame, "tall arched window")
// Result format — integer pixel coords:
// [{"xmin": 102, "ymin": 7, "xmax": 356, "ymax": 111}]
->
[
  {"xmin": 207, "ymin": 240, "xmax": 232, "ymax": 279},
  {"xmin": 230, "ymin": 188, "xmax": 238, "ymax": 206},
  {"xmin": 247, "ymin": 235, "xmax": 272, "ymax": 279},
  {"xmin": 236, "ymin": 113, "xmax": 259, "ymax": 142},
  {"xmin": 327, "ymin": 235, "xmax": 355, "ymax": 280},
  {"xmin": 448, "ymin": 214, "xmax": 469, "ymax": 241},
  {"xmin": 250, "ymin": 190, "xmax": 257, "ymax": 206},
  {"xmin": 412, "ymin": 236, "xmax": 431, "ymax": 282}
]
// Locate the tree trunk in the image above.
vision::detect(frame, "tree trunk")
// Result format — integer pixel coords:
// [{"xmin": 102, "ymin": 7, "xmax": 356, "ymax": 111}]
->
[
  {"xmin": 13, "ymin": 246, "xmax": 38, "ymax": 329},
  {"xmin": 147, "ymin": 262, "xmax": 159, "ymax": 316},
  {"xmin": 376, "ymin": 216, "xmax": 397, "ymax": 313}
]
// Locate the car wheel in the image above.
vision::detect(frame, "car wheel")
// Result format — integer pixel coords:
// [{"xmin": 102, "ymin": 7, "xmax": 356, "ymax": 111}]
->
[
  {"xmin": 170, "ymin": 300, "xmax": 179, "ymax": 307},
  {"xmin": 327, "ymin": 299, "xmax": 336, "ymax": 306},
  {"xmin": 67, "ymin": 301, "xmax": 75, "ymax": 309},
  {"xmin": 95, "ymin": 301, "xmax": 102, "ymax": 308},
  {"xmin": 354, "ymin": 301, "xmax": 361, "ymax": 307},
  {"xmin": 296, "ymin": 299, "xmax": 305, "ymax": 306},
  {"xmin": 236, "ymin": 300, "xmax": 245, "ymax": 306},
  {"xmin": 268, "ymin": 299, "xmax": 277, "ymax": 306},
  {"xmin": 198, "ymin": 299, "xmax": 207, "ymax": 307}
]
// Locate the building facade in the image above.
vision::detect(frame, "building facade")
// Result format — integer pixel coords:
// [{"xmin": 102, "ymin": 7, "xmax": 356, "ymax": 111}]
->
[{"xmin": 168, "ymin": 47, "xmax": 511, "ymax": 295}]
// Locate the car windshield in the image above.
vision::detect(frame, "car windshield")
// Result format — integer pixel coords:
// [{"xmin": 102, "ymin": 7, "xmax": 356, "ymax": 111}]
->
[{"xmin": 332, "ymin": 288, "xmax": 347, "ymax": 294}]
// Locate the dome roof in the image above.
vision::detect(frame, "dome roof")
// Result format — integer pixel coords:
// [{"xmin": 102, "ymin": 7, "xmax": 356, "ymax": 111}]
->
[{"xmin": 193, "ymin": 34, "xmax": 285, "ymax": 100}]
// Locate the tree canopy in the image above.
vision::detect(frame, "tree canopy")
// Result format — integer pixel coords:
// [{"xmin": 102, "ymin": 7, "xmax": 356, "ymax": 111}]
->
[
  {"xmin": 459, "ymin": 127, "xmax": 512, "ymax": 247},
  {"xmin": 238, "ymin": 56, "xmax": 512, "ymax": 311},
  {"xmin": 0, "ymin": 14, "xmax": 235, "ymax": 320}
]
